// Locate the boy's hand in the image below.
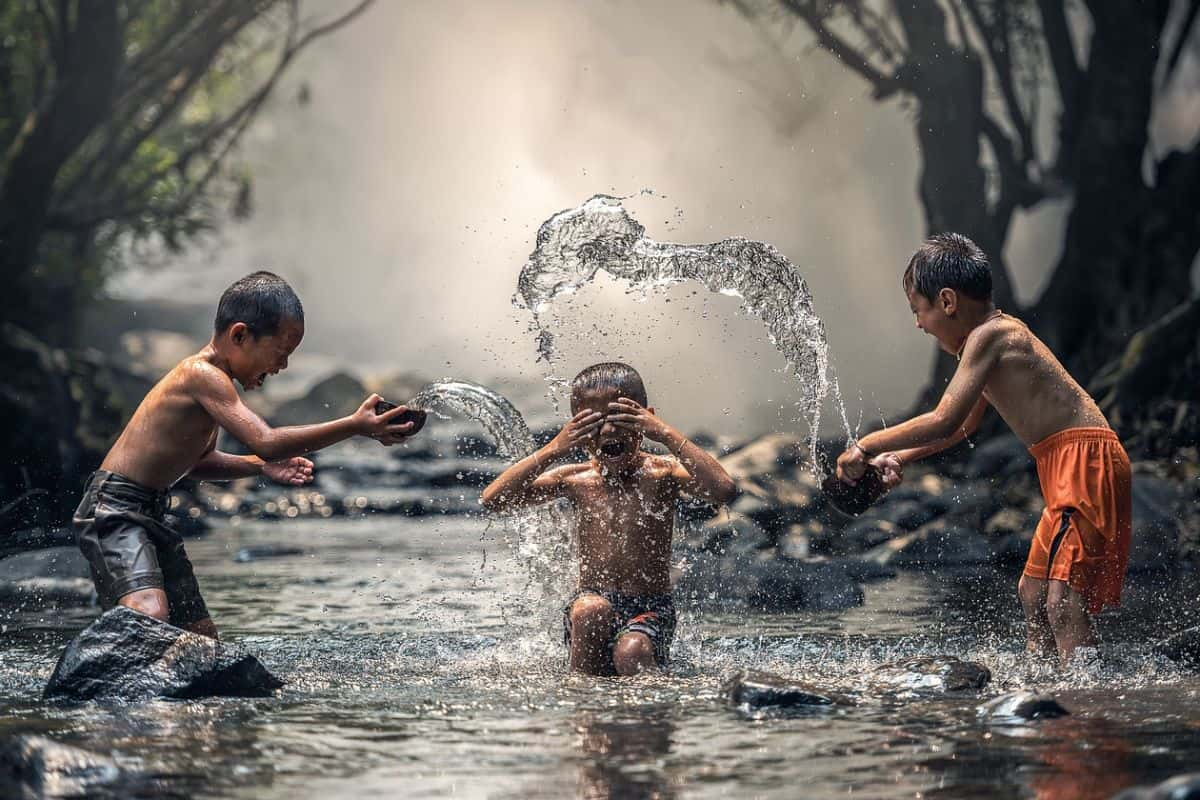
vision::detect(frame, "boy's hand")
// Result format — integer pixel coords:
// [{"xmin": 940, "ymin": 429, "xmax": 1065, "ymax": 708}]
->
[
  {"xmin": 835, "ymin": 444, "xmax": 869, "ymax": 484},
  {"xmin": 264, "ymin": 456, "xmax": 314, "ymax": 486},
  {"xmin": 871, "ymin": 453, "xmax": 903, "ymax": 489},
  {"xmin": 605, "ymin": 398, "xmax": 673, "ymax": 442},
  {"xmin": 352, "ymin": 393, "xmax": 415, "ymax": 444},
  {"xmin": 545, "ymin": 410, "xmax": 603, "ymax": 457}
]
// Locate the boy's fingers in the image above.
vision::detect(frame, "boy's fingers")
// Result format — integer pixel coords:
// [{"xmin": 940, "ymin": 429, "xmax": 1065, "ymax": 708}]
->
[
  {"xmin": 615, "ymin": 397, "xmax": 641, "ymax": 407},
  {"xmin": 379, "ymin": 404, "xmax": 408, "ymax": 422},
  {"xmin": 385, "ymin": 421, "xmax": 415, "ymax": 435}
]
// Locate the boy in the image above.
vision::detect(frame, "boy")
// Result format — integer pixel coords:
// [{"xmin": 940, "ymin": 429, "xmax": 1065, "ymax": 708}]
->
[
  {"xmin": 835, "ymin": 234, "xmax": 1131, "ymax": 665},
  {"xmin": 481, "ymin": 362, "xmax": 737, "ymax": 675},
  {"xmin": 74, "ymin": 271, "xmax": 419, "ymax": 639}
]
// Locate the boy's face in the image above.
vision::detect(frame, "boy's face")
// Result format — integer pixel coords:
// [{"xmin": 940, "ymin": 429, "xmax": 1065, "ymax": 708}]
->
[
  {"xmin": 228, "ymin": 317, "xmax": 304, "ymax": 391},
  {"xmin": 571, "ymin": 387, "xmax": 644, "ymax": 471},
  {"xmin": 907, "ymin": 288, "xmax": 961, "ymax": 354}
]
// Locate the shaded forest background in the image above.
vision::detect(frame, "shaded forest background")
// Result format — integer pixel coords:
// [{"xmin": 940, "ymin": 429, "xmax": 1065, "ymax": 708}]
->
[{"xmin": 1, "ymin": 0, "xmax": 1197, "ymax": 533}]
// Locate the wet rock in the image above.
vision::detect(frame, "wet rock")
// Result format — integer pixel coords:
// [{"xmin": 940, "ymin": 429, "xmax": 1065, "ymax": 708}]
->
[
  {"xmin": 1128, "ymin": 475, "xmax": 1183, "ymax": 571},
  {"xmin": 983, "ymin": 507, "xmax": 1039, "ymax": 539},
  {"xmin": 978, "ymin": 691, "xmax": 1069, "ymax": 721},
  {"xmin": 0, "ymin": 735, "xmax": 121, "ymax": 799},
  {"xmin": 1153, "ymin": 625, "xmax": 1200, "ymax": 669},
  {"xmin": 869, "ymin": 498, "xmax": 942, "ymax": 531},
  {"xmin": 0, "ymin": 527, "xmax": 76, "ymax": 560},
  {"xmin": 725, "ymin": 670, "xmax": 852, "ymax": 711},
  {"xmin": 271, "ymin": 371, "xmax": 366, "ymax": 427},
  {"xmin": 964, "ymin": 435, "xmax": 1032, "ymax": 479},
  {"xmin": 0, "ymin": 547, "xmax": 96, "ymax": 611},
  {"xmin": 718, "ymin": 433, "xmax": 804, "ymax": 485},
  {"xmin": 871, "ymin": 656, "xmax": 991, "ymax": 693},
  {"xmin": 44, "ymin": 606, "xmax": 284, "ymax": 703},
  {"xmin": 835, "ymin": 518, "xmax": 900, "ymax": 554},
  {"xmin": 940, "ymin": 481, "xmax": 1004, "ymax": 527},
  {"xmin": 742, "ymin": 557, "xmax": 865, "ymax": 611},
  {"xmin": 865, "ymin": 519, "xmax": 991, "ymax": 567},
  {"xmin": 233, "ymin": 545, "xmax": 305, "ymax": 563},
  {"xmin": 1112, "ymin": 773, "xmax": 1200, "ymax": 800}
]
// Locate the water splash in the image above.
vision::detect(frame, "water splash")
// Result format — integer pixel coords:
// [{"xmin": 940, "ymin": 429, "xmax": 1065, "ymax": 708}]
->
[
  {"xmin": 514, "ymin": 194, "xmax": 852, "ymax": 466},
  {"xmin": 407, "ymin": 380, "xmax": 575, "ymax": 607}
]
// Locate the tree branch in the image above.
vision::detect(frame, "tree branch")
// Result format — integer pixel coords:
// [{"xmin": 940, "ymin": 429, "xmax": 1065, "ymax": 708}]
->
[
  {"xmin": 962, "ymin": 0, "xmax": 1036, "ymax": 165},
  {"xmin": 1036, "ymin": 0, "xmax": 1083, "ymax": 138},
  {"xmin": 780, "ymin": 0, "xmax": 903, "ymax": 97}
]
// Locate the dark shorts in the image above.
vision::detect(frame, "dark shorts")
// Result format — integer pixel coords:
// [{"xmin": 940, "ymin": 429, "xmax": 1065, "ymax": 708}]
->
[
  {"xmin": 73, "ymin": 470, "xmax": 209, "ymax": 627},
  {"xmin": 562, "ymin": 588, "xmax": 677, "ymax": 668}
]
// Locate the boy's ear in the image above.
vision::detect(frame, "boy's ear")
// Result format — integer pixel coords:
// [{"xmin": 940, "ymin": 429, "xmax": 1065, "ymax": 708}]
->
[
  {"xmin": 937, "ymin": 288, "xmax": 958, "ymax": 316},
  {"xmin": 228, "ymin": 322, "xmax": 250, "ymax": 345}
]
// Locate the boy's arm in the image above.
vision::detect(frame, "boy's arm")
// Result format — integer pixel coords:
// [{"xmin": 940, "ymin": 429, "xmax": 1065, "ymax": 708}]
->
[
  {"xmin": 187, "ymin": 361, "xmax": 414, "ymax": 461},
  {"xmin": 606, "ymin": 399, "xmax": 738, "ymax": 505},
  {"xmin": 838, "ymin": 326, "xmax": 1001, "ymax": 482},
  {"xmin": 480, "ymin": 410, "xmax": 602, "ymax": 511},
  {"xmin": 889, "ymin": 395, "xmax": 989, "ymax": 465},
  {"xmin": 190, "ymin": 450, "xmax": 315, "ymax": 486}
]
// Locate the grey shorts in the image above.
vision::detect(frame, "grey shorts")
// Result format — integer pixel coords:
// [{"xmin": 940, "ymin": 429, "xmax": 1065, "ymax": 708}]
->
[
  {"xmin": 563, "ymin": 588, "xmax": 677, "ymax": 669},
  {"xmin": 74, "ymin": 470, "xmax": 209, "ymax": 627}
]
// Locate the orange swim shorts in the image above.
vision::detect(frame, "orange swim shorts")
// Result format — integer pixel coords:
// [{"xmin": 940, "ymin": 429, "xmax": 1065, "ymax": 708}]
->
[{"xmin": 1023, "ymin": 427, "xmax": 1132, "ymax": 615}]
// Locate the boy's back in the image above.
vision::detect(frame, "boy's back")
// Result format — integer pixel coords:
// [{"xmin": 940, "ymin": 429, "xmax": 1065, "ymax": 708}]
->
[{"xmin": 958, "ymin": 312, "xmax": 1109, "ymax": 447}]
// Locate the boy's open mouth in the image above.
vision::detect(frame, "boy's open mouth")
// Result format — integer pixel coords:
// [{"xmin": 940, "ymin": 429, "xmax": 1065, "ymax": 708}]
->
[{"xmin": 599, "ymin": 440, "xmax": 626, "ymax": 458}]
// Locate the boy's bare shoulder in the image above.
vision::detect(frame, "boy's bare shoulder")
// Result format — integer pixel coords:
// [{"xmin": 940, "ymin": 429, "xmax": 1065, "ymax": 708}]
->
[
  {"xmin": 964, "ymin": 313, "xmax": 1027, "ymax": 358},
  {"xmin": 172, "ymin": 353, "xmax": 233, "ymax": 394}
]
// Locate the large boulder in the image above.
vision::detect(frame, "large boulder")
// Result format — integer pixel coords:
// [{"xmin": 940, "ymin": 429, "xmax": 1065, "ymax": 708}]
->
[
  {"xmin": 964, "ymin": 435, "xmax": 1033, "ymax": 479},
  {"xmin": 0, "ymin": 547, "xmax": 95, "ymax": 612},
  {"xmin": 1153, "ymin": 625, "xmax": 1200, "ymax": 669},
  {"xmin": 1128, "ymin": 475, "xmax": 1183, "ymax": 571},
  {"xmin": 865, "ymin": 519, "xmax": 992, "ymax": 567},
  {"xmin": 43, "ymin": 607, "xmax": 283, "ymax": 703},
  {"xmin": 270, "ymin": 371, "xmax": 367, "ymax": 427},
  {"xmin": 871, "ymin": 656, "xmax": 991, "ymax": 693},
  {"xmin": 718, "ymin": 433, "xmax": 804, "ymax": 486},
  {"xmin": 0, "ymin": 735, "xmax": 122, "ymax": 799},
  {"xmin": 725, "ymin": 670, "xmax": 852, "ymax": 713}
]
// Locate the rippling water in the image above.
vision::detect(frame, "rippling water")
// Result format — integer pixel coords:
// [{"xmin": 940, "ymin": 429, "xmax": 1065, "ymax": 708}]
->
[{"xmin": 2, "ymin": 514, "xmax": 1199, "ymax": 799}]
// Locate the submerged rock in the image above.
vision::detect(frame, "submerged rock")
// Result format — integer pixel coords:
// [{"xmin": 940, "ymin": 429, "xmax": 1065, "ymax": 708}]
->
[
  {"xmin": 43, "ymin": 606, "xmax": 283, "ymax": 703},
  {"xmin": 233, "ymin": 545, "xmax": 304, "ymax": 563},
  {"xmin": 871, "ymin": 656, "xmax": 991, "ymax": 693},
  {"xmin": 1153, "ymin": 625, "xmax": 1200, "ymax": 669},
  {"xmin": 1128, "ymin": 475, "xmax": 1183, "ymax": 571},
  {"xmin": 977, "ymin": 691, "xmax": 1069, "ymax": 721},
  {"xmin": 0, "ymin": 735, "xmax": 121, "ymax": 799},
  {"xmin": 725, "ymin": 670, "xmax": 852, "ymax": 711},
  {"xmin": 865, "ymin": 519, "xmax": 991, "ymax": 567},
  {"xmin": 1113, "ymin": 774, "xmax": 1200, "ymax": 800}
]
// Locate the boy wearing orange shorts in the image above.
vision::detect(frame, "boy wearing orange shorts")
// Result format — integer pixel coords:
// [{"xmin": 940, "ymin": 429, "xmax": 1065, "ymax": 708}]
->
[{"xmin": 835, "ymin": 234, "xmax": 1131, "ymax": 665}]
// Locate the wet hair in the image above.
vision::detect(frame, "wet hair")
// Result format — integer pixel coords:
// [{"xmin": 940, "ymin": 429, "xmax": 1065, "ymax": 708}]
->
[
  {"xmin": 214, "ymin": 271, "xmax": 304, "ymax": 336},
  {"xmin": 570, "ymin": 362, "xmax": 648, "ymax": 409},
  {"xmin": 902, "ymin": 233, "xmax": 992, "ymax": 302}
]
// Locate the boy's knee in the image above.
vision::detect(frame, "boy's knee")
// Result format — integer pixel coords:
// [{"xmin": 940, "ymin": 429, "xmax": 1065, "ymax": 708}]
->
[
  {"xmin": 569, "ymin": 595, "xmax": 614, "ymax": 632},
  {"xmin": 119, "ymin": 589, "xmax": 169, "ymax": 621},
  {"xmin": 612, "ymin": 632, "xmax": 655, "ymax": 676}
]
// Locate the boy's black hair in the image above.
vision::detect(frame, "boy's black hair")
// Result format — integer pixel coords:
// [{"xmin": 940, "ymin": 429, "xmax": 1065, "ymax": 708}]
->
[
  {"xmin": 214, "ymin": 271, "xmax": 304, "ymax": 336},
  {"xmin": 902, "ymin": 233, "xmax": 993, "ymax": 302},
  {"xmin": 570, "ymin": 362, "xmax": 648, "ymax": 408}
]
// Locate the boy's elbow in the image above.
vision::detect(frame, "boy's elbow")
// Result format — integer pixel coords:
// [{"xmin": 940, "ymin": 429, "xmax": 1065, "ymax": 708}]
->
[{"xmin": 248, "ymin": 432, "xmax": 286, "ymax": 462}]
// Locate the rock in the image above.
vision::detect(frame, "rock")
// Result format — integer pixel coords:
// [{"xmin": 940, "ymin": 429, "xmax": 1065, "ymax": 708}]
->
[
  {"xmin": 718, "ymin": 433, "xmax": 804, "ymax": 485},
  {"xmin": 0, "ymin": 735, "xmax": 122, "ymax": 799},
  {"xmin": 0, "ymin": 546, "xmax": 96, "ymax": 611},
  {"xmin": 725, "ymin": 670, "xmax": 852, "ymax": 712},
  {"xmin": 1153, "ymin": 625, "xmax": 1200, "ymax": 669},
  {"xmin": 869, "ymin": 499, "xmax": 941, "ymax": 531},
  {"xmin": 271, "ymin": 371, "xmax": 366, "ymax": 427},
  {"xmin": 43, "ymin": 606, "xmax": 284, "ymax": 703},
  {"xmin": 871, "ymin": 656, "xmax": 991, "ymax": 693},
  {"xmin": 1112, "ymin": 774, "xmax": 1200, "ymax": 800},
  {"xmin": 833, "ymin": 518, "xmax": 900, "ymax": 555},
  {"xmin": 695, "ymin": 512, "xmax": 773, "ymax": 556},
  {"xmin": 965, "ymin": 435, "xmax": 1032, "ymax": 479},
  {"xmin": 940, "ymin": 481, "xmax": 1004, "ymax": 527},
  {"xmin": 865, "ymin": 519, "xmax": 992, "ymax": 567},
  {"xmin": 983, "ymin": 507, "xmax": 1039, "ymax": 539},
  {"xmin": 978, "ymin": 691, "xmax": 1069, "ymax": 721},
  {"xmin": 742, "ymin": 557, "xmax": 865, "ymax": 611},
  {"xmin": 0, "ymin": 527, "xmax": 76, "ymax": 560},
  {"xmin": 1128, "ymin": 475, "xmax": 1183, "ymax": 571},
  {"xmin": 233, "ymin": 545, "xmax": 304, "ymax": 563}
]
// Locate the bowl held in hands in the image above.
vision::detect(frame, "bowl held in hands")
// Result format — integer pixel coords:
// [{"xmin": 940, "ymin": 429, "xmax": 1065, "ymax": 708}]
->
[{"xmin": 821, "ymin": 464, "xmax": 886, "ymax": 516}]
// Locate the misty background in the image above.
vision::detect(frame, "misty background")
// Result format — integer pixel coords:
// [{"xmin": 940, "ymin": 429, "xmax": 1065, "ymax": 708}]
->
[{"xmin": 108, "ymin": 0, "xmax": 1199, "ymax": 438}]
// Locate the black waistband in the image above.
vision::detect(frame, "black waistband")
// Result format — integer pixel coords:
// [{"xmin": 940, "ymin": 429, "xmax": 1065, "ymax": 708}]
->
[{"xmin": 86, "ymin": 470, "xmax": 170, "ymax": 517}]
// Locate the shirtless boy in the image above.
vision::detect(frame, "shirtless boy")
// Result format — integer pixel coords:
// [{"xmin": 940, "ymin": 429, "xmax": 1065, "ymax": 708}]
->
[
  {"xmin": 836, "ymin": 234, "xmax": 1131, "ymax": 664},
  {"xmin": 482, "ymin": 363, "xmax": 737, "ymax": 675},
  {"xmin": 74, "ymin": 272, "xmax": 419, "ymax": 638}
]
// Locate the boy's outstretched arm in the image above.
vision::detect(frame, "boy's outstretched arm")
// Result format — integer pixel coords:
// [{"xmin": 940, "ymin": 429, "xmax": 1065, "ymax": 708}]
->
[
  {"xmin": 188, "ymin": 360, "xmax": 414, "ymax": 462},
  {"xmin": 838, "ymin": 325, "xmax": 1000, "ymax": 482},
  {"xmin": 189, "ymin": 447, "xmax": 315, "ymax": 486},
  {"xmin": 890, "ymin": 395, "xmax": 989, "ymax": 465},
  {"xmin": 607, "ymin": 399, "xmax": 738, "ymax": 505},
  {"xmin": 480, "ymin": 410, "xmax": 602, "ymax": 511}
]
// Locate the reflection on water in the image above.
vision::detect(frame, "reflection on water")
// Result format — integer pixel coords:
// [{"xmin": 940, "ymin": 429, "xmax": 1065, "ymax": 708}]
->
[{"xmin": 2, "ymin": 514, "xmax": 1199, "ymax": 799}]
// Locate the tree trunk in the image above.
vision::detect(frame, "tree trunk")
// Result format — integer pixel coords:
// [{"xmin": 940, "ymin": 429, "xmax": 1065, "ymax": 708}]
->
[{"xmin": 0, "ymin": 4, "xmax": 121, "ymax": 343}]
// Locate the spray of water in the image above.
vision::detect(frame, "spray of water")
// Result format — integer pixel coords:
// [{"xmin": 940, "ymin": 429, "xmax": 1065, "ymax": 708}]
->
[
  {"xmin": 408, "ymin": 380, "xmax": 575, "ymax": 607},
  {"xmin": 515, "ymin": 194, "xmax": 852, "ymax": 467}
]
